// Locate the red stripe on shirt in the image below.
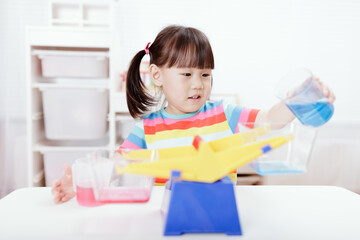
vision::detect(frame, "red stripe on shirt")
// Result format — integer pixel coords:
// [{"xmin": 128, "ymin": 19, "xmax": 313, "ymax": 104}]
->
[
  {"xmin": 245, "ymin": 109, "xmax": 260, "ymax": 128},
  {"xmin": 144, "ymin": 112, "xmax": 227, "ymax": 134}
]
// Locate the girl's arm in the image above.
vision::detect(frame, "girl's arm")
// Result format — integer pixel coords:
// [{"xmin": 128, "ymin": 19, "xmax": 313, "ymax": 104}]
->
[{"xmin": 255, "ymin": 102, "xmax": 295, "ymax": 129}]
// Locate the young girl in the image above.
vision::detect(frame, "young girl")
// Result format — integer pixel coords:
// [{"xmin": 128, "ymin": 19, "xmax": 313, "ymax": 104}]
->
[{"xmin": 52, "ymin": 25, "xmax": 335, "ymax": 203}]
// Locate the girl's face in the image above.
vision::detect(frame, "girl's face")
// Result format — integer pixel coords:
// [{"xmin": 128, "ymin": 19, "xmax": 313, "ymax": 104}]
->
[{"xmin": 156, "ymin": 67, "xmax": 212, "ymax": 115}]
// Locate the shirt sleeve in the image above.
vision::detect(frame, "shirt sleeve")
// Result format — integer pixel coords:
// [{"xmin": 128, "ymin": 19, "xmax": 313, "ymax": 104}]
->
[
  {"xmin": 116, "ymin": 120, "xmax": 147, "ymax": 154},
  {"xmin": 223, "ymin": 100, "xmax": 260, "ymax": 133}
]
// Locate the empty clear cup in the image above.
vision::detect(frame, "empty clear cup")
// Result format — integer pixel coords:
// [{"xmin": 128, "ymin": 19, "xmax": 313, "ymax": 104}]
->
[
  {"xmin": 276, "ymin": 68, "xmax": 334, "ymax": 127},
  {"xmin": 237, "ymin": 122, "xmax": 317, "ymax": 175}
]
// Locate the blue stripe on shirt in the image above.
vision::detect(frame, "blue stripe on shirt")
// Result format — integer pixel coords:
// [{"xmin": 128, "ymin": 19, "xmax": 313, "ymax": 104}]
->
[
  {"xmin": 228, "ymin": 105, "xmax": 243, "ymax": 133},
  {"xmin": 142, "ymin": 100, "xmax": 223, "ymax": 120},
  {"xmin": 127, "ymin": 132, "xmax": 147, "ymax": 149}
]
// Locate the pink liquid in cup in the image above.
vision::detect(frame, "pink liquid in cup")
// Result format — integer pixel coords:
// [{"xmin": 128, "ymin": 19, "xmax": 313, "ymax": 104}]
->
[
  {"xmin": 98, "ymin": 187, "xmax": 151, "ymax": 203},
  {"xmin": 76, "ymin": 186, "xmax": 103, "ymax": 207}
]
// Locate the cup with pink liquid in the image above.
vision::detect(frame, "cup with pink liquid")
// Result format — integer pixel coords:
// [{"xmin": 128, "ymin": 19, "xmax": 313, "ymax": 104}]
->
[
  {"xmin": 94, "ymin": 149, "xmax": 156, "ymax": 204},
  {"xmin": 72, "ymin": 149, "xmax": 155, "ymax": 206},
  {"xmin": 72, "ymin": 154, "xmax": 113, "ymax": 207}
]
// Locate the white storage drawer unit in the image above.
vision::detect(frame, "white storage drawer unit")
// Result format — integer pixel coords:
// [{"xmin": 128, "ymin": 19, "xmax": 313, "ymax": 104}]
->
[
  {"xmin": 41, "ymin": 87, "xmax": 109, "ymax": 140},
  {"xmin": 34, "ymin": 50, "xmax": 109, "ymax": 78}
]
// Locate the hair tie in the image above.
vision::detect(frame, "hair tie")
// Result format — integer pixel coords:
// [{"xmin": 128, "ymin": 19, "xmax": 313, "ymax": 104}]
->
[{"xmin": 144, "ymin": 42, "xmax": 151, "ymax": 55}]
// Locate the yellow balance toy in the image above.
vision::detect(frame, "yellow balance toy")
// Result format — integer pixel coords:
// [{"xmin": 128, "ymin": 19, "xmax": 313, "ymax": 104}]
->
[{"xmin": 117, "ymin": 126, "xmax": 293, "ymax": 183}]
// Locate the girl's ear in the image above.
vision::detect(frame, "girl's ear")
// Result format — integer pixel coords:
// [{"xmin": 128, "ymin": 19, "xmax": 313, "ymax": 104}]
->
[{"xmin": 149, "ymin": 64, "xmax": 162, "ymax": 87}]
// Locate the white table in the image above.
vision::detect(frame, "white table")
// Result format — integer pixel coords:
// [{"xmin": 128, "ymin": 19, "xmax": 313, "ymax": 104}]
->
[{"xmin": 1, "ymin": 186, "xmax": 360, "ymax": 240}]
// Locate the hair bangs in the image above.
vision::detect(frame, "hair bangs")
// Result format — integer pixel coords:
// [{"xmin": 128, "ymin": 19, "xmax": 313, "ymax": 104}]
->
[{"xmin": 163, "ymin": 29, "xmax": 214, "ymax": 69}]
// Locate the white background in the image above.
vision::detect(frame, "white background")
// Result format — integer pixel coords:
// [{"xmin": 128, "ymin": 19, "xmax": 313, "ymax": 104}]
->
[{"xmin": 113, "ymin": 0, "xmax": 360, "ymax": 122}]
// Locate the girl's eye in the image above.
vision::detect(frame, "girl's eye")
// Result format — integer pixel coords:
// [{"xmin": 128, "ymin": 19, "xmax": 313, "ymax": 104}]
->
[
  {"xmin": 202, "ymin": 74, "xmax": 210, "ymax": 77},
  {"xmin": 183, "ymin": 73, "xmax": 191, "ymax": 77}
]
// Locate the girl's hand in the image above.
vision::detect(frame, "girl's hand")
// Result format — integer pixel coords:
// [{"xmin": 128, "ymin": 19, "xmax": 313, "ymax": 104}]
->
[
  {"xmin": 315, "ymin": 77, "xmax": 336, "ymax": 104},
  {"xmin": 51, "ymin": 163, "xmax": 76, "ymax": 204}
]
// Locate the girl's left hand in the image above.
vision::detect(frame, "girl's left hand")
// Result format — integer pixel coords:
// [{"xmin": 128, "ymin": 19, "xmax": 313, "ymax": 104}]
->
[{"xmin": 315, "ymin": 77, "xmax": 336, "ymax": 104}]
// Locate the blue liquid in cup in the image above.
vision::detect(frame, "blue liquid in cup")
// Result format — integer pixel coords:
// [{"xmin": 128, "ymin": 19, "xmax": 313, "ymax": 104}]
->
[{"xmin": 286, "ymin": 101, "xmax": 334, "ymax": 127}]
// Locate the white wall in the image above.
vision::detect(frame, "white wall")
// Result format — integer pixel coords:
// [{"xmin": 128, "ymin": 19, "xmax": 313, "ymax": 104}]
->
[
  {"xmin": 0, "ymin": 0, "xmax": 48, "ymax": 194},
  {"xmin": 0, "ymin": 0, "xmax": 48, "ymax": 119},
  {"xmin": 113, "ymin": 0, "xmax": 360, "ymax": 122}
]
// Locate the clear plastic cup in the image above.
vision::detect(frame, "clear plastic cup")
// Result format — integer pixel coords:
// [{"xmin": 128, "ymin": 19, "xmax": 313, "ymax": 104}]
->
[
  {"xmin": 276, "ymin": 68, "xmax": 334, "ymax": 127},
  {"xmin": 72, "ymin": 155, "xmax": 113, "ymax": 207},
  {"xmin": 72, "ymin": 150, "xmax": 155, "ymax": 206},
  {"xmin": 238, "ymin": 122, "xmax": 317, "ymax": 175},
  {"xmin": 93, "ymin": 149, "xmax": 156, "ymax": 204}
]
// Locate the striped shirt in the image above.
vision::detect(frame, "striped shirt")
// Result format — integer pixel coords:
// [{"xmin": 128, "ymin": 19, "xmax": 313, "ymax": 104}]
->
[
  {"xmin": 118, "ymin": 100, "xmax": 260, "ymax": 152},
  {"xmin": 117, "ymin": 100, "xmax": 260, "ymax": 183}
]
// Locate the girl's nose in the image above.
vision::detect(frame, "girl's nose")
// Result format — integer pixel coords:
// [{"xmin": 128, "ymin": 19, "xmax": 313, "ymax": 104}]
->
[{"xmin": 191, "ymin": 76, "xmax": 204, "ymax": 89}]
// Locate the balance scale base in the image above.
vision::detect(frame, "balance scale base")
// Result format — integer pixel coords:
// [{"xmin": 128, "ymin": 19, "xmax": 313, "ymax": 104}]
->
[{"xmin": 161, "ymin": 173, "xmax": 242, "ymax": 236}]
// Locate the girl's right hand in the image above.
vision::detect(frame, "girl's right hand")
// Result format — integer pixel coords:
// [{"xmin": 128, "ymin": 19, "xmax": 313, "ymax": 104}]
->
[{"xmin": 51, "ymin": 163, "xmax": 76, "ymax": 204}]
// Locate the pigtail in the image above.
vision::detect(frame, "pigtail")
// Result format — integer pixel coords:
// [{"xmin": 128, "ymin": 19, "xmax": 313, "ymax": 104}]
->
[{"xmin": 126, "ymin": 50, "xmax": 155, "ymax": 118}]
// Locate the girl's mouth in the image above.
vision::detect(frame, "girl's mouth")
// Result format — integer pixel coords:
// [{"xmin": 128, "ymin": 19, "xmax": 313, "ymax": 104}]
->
[{"xmin": 189, "ymin": 95, "xmax": 201, "ymax": 99}]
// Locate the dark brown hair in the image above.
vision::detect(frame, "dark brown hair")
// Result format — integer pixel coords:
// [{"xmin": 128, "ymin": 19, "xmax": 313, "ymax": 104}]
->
[{"xmin": 126, "ymin": 25, "xmax": 215, "ymax": 118}]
